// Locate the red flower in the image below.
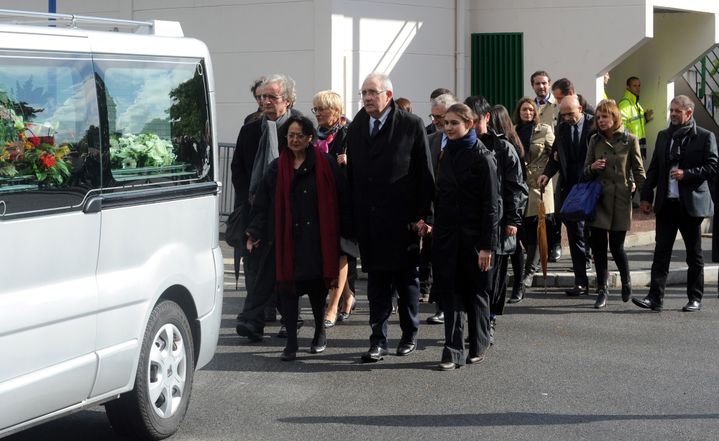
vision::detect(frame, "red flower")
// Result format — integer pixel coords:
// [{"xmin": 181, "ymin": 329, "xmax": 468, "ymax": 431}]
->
[
  {"xmin": 40, "ymin": 152, "xmax": 56, "ymax": 168},
  {"xmin": 29, "ymin": 136, "xmax": 41, "ymax": 147}
]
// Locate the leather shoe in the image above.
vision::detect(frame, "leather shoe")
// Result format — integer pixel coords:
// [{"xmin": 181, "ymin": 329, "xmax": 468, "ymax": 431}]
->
[
  {"xmin": 436, "ymin": 361, "xmax": 459, "ymax": 371},
  {"xmin": 507, "ymin": 285, "xmax": 524, "ymax": 304},
  {"xmin": 682, "ymin": 300, "xmax": 702, "ymax": 312},
  {"xmin": 323, "ymin": 318, "xmax": 336, "ymax": 329},
  {"xmin": 396, "ymin": 342, "xmax": 416, "ymax": 356},
  {"xmin": 361, "ymin": 346, "xmax": 388, "ymax": 363},
  {"xmin": 280, "ymin": 350, "xmax": 296, "ymax": 361},
  {"xmin": 466, "ymin": 354, "xmax": 485, "ymax": 364},
  {"xmin": 310, "ymin": 343, "xmax": 327, "ymax": 354},
  {"xmin": 631, "ymin": 296, "xmax": 662, "ymax": 311},
  {"xmin": 426, "ymin": 311, "xmax": 444, "ymax": 324},
  {"xmin": 621, "ymin": 283, "xmax": 632, "ymax": 302},
  {"xmin": 549, "ymin": 245, "xmax": 561, "ymax": 262},
  {"xmin": 565, "ymin": 285, "xmax": 588, "ymax": 296},
  {"xmin": 594, "ymin": 288, "xmax": 608, "ymax": 309},
  {"xmin": 236, "ymin": 322, "xmax": 263, "ymax": 342}
]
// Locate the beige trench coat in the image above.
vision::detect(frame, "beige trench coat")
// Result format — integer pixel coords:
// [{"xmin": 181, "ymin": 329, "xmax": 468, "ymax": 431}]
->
[
  {"xmin": 523, "ymin": 123, "xmax": 555, "ymax": 217},
  {"xmin": 583, "ymin": 127, "xmax": 646, "ymax": 231}
]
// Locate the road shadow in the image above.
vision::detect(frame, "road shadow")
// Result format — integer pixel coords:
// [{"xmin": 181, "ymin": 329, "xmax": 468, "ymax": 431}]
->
[{"xmin": 277, "ymin": 411, "xmax": 719, "ymax": 427}]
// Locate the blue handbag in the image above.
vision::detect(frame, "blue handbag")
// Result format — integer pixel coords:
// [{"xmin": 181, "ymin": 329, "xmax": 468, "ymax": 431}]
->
[{"xmin": 560, "ymin": 180, "xmax": 603, "ymax": 222}]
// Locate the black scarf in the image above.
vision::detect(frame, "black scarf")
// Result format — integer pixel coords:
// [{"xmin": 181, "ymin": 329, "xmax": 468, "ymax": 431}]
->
[
  {"xmin": 517, "ymin": 123, "xmax": 534, "ymax": 158},
  {"xmin": 667, "ymin": 118, "xmax": 696, "ymax": 166}
]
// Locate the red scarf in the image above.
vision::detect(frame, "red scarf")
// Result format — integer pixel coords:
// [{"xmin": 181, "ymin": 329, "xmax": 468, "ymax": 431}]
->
[{"xmin": 274, "ymin": 146, "xmax": 340, "ymax": 294}]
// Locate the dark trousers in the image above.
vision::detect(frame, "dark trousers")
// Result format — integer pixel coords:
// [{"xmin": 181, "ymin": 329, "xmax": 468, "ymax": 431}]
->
[
  {"xmin": 648, "ymin": 200, "xmax": 705, "ymax": 303},
  {"xmin": 366, "ymin": 268, "xmax": 420, "ymax": 349},
  {"xmin": 441, "ymin": 257, "xmax": 491, "ymax": 365},
  {"xmin": 489, "ymin": 254, "xmax": 510, "ymax": 316},
  {"xmin": 419, "ymin": 235, "xmax": 433, "ymax": 295},
  {"xmin": 347, "ymin": 255, "xmax": 358, "ymax": 293},
  {"xmin": 279, "ymin": 279, "xmax": 327, "ymax": 353},
  {"xmin": 238, "ymin": 243, "xmax": 276, "ymax": 331},
  {"xmin": 563, "ymin": 218, "xmax": 589, "ymax": 287},
  {"xmin": 590, "ymin": 227, "xmax": 629, "ymax": 289}
]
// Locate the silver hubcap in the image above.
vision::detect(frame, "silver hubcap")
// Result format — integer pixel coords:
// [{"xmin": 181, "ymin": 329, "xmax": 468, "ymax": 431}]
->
[{"xmin": 148, "ymin": 323, "xmax": 186, "ymax": 418}]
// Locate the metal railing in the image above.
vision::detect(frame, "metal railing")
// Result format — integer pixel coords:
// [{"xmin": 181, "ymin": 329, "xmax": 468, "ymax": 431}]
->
[
  {"xmin": 217, "ymin": 142, "xmax": 235, "ymax": 224},
  {"xmin": 683, "ymin": 45, "xmax": 719, "ymax": 127}
]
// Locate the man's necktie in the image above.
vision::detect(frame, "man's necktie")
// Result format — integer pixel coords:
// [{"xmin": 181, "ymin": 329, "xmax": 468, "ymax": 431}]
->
[
  {"xmin": 572, "ymin": 124, "xmax": 579, "ymax": 147},
  {"xmin": 371, "ymin": 119, "xmax": 381, "ymax": 137}
]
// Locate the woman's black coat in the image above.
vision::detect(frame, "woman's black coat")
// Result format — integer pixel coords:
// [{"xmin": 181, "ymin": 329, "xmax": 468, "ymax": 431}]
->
[
  {"xmin": 431, "ymin": 140, "xmax": 499, "ymax": 298},
  {"xmin": 246, "ymin": 147, "xmax": 351, "ymax": 281}
]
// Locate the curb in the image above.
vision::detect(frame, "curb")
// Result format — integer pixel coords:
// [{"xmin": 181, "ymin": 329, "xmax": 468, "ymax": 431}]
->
[{"xmin": 523, "ymin": 264, "xmax": 719, "ymax": 289}]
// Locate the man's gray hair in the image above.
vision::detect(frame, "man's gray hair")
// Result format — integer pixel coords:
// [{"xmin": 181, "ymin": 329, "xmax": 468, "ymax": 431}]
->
[
  {"xmin": 364, "ymin": 72, "xmax": 393, "ymax": 92},
  {"xmin": 263, "ymin": 74, "xmax": 296, "ymax": 105},
  {"xmin": 431, "ymin": 93, "xmax": 458, "ymax": 110},
  {"xmin": 671, "ymin": 95, "xmax": 695, "ymax": 112}
]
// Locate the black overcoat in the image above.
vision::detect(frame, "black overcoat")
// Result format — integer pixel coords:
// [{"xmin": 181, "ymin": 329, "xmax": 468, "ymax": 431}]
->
[
  {"xmin": 245, "ymin": 147, "xmax": 352, "ymax": 281},
  {"xmin": 346, "ymin": 100, "xmax": 435, "ymax": 272},
  {"xmin": 431, "ymin": 140, "xmax": 499, "ymax": 297}
]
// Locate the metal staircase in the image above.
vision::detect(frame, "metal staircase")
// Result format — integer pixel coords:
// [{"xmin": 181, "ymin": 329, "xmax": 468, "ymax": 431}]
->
[{"xmin": 683, "ymin": 45, "xmax": 719, "ymax": 128}]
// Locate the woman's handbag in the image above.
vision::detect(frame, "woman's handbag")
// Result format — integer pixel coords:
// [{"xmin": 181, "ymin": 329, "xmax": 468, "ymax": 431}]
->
[
  {"xmin": 560, "ymin": 180, "xmax": 602, "ymax": 222},
  {"xmin": 224, "ymin": 206, "xmax": 245, "ymax": 248}
]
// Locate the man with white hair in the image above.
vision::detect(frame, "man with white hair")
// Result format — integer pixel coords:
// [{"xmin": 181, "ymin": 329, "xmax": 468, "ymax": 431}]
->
[
  {"xmin": 346, "ymin": 72, "xmax": 435, "ymax": 362},
  {"xmin": 633, "ymin": 95, "xmax": 717, "ymax": 312}
]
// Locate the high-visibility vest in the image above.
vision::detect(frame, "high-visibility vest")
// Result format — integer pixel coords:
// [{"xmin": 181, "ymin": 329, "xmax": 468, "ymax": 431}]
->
[{"xmin": 617, "ymin": 89, "xmax": 646, "ymax": 141}]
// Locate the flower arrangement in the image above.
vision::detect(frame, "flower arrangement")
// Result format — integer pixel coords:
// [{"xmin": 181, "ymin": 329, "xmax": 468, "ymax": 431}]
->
[
  {"xmin": 1, "ymin": 99, "xmax": 71, "ymax": 185},
  {"xmin": 109, "ymin": 133, "xmax": 176, "ymax": 169}
]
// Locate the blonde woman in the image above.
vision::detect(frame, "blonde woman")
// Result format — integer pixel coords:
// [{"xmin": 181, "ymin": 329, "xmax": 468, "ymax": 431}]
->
[{"xmin": 311, "ymin": 90, "xmax": 357, "ymax": 326}]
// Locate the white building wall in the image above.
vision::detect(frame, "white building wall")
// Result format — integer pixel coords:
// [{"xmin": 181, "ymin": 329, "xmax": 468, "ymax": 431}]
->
[{"xmin": 468, "ymin": 0, "xmax": 649, "ymax": 107}]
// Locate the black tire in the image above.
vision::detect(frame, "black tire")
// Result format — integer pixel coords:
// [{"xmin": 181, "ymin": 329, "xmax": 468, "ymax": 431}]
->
[{"xmin": 106, "ymin": 300, "xmax": 195, "ymax": 440}]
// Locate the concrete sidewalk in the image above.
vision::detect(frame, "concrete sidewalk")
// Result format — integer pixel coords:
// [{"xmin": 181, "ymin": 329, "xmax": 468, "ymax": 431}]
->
[{"xmin": 527, "ymin": 235, "xmax": 718, "ymax": 289}]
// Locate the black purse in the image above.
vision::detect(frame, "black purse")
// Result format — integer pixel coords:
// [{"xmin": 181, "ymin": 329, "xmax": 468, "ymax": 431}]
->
[{"xmin": 224, "ymin": 206, "xmax": 245, "ymax": 248}]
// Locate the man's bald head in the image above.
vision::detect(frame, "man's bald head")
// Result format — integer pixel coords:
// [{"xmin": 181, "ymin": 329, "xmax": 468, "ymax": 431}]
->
[{"xmin": 559, "ymin": 95, "xmax": 582, "ymax": 125}]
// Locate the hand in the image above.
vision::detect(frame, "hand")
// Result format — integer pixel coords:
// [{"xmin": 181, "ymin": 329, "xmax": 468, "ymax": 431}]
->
[
  {"xmin": 670, "ymin": 168, "xmax": 684, "ymax": 181},
  {"xmin": 639, "ymin": 201, "xmax": 652, "ymax": 215},
  {"xmin": 630, "ymin": 182, "xmax": 636, "ymax": 193},
  {"xmin": 645, "ymin": 109, "xmax": 654, "ymax": 122},
  {"xmin": 413, "ymin": 219, "xmax": 432, "ymax": 237},
  {"xmin": 537, "ymin": 174, "xmax": 549, "ymax": 188},
  {"xmin": 591, "ymin": 158, "xmax": 607, "ymax": 171},
  {"xmin": 336, "ymin": 153, "xmax": 347, "ymax": 166},
  {"xmin": 246, "ymin": 235, "xmax": 260, "ymax": 253},
  {"xmin": 478, "ymin": 250, "xmax": 492, "ymax": 272},
  {"xmin": 505, "ymin": 225, "xmax": 517, "ymax": 237}
]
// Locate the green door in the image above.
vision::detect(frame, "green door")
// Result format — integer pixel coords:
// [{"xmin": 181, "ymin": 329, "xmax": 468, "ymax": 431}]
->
[{"xmin": 471, "ymin": 33, "xmax": 524, "ymax": 111}]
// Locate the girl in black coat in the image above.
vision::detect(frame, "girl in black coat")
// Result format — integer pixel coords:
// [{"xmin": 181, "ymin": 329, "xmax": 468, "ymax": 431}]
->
[{"xmin": 433, "ymin": 103, "xmax": 499, "ymax": 370}]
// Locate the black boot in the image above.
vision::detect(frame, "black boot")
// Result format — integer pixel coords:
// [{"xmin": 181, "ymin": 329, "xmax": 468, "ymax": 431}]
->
[
  {"xmin": 508, "ymin": 284, "xmax": 524, "ymax": 304},
  {"xmin": 594, "ymin": 287, "xmax": 608, "ymax": 309}
]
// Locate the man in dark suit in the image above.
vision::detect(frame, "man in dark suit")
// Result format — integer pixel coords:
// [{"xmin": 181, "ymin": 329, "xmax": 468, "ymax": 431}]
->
[
  {"xmin": 632, "ymin": 95, "xmax": 718, "ymax": 312},
  {"xmin": 538, "ymin": 95, "xmax": 594, "ymax": 296},
  {"xmin": 346, "ymin": 72, "xmax": 435, "ymax": 362}
]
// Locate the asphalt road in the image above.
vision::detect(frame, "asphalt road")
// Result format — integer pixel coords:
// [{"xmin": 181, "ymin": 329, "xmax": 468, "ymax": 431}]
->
[{"xmin": 8, "ymin": 271, "xmax": 719, "ymax": 441}]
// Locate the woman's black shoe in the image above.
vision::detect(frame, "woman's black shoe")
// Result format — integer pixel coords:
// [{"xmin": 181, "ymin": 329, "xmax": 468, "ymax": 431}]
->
[
  {"xmin": 594, "ymin": 288, "xmax": 608, "ymax": 309},
  {"xmin": 507, "ymin": 285, "xmax": 524, "ymax": 304},
  {"xmin": 621, "ymin": 283, "xmax": 632, "ymax": 302}
]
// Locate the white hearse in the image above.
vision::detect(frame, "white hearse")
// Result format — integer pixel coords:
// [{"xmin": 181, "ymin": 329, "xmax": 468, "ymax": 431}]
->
[{"xmin": 0, "ymin": 9, "xmax": 223, "ymax": 440}]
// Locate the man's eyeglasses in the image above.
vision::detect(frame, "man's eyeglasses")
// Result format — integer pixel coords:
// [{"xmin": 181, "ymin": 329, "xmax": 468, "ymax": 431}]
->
[
  {"xmin": 429, "ymin": 114, "xmax": 445, "ymax": 121},
  {"xmin": 258, "ymin": 94, "xmax": 283, "ymax": 102},
  {"xmin": 311, "ymin": 107, "xmax": 329, "ymax": 114},
  {"xmin": 359, "ymin": 89, "xmax": 386, "ymax": 98}
]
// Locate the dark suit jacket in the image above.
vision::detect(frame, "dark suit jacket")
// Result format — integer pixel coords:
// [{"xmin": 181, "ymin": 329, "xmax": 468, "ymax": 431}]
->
[
  {"xmin": 427, "ymin": 131, "xmax": 443, "ymax": 173},
  {"xmin": 346, "ymin": 100, "xmax": 435, "ymax": 272},
  {"xmin": 542, "ymin": 113, "xmax": 595, "ymax": 204},
  {"xmin": 640, "ymin": 121, "xmax": 718, "ymax": 218}
]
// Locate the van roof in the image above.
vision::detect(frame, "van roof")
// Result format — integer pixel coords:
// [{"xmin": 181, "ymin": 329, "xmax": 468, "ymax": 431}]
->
[{"xmin": 0, "ymin": 9, "xmax": 184, "ymax": 38}]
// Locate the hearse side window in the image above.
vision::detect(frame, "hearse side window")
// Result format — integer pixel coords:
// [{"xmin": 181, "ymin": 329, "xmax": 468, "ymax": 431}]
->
[
  {"xmin": 93, "ymin": 56, "xmax": 212, "ymax": 191},
  {"xmin": 0, "ymin": 52, "xmax": 101, "ymax": 218}
]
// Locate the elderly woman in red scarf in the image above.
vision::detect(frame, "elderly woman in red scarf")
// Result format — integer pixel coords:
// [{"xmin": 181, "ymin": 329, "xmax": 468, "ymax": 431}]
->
[{"xmin": 246, "ymin": 115, "xmax": 349, "ymax": 361}]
